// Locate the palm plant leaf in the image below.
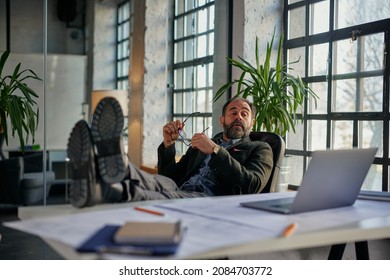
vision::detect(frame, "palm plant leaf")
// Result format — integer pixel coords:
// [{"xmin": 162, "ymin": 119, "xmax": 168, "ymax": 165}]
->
[
  {"xmin": 0, "ymin": 50, "xmax": 40, "ymax": 151},
  {"xmin": 214, "ymin": 32, "xmax": 319, "ymax": 137}
]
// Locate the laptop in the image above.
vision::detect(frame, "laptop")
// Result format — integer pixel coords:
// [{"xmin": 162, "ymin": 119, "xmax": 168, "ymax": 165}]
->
[{"xmin": 241, "ymin": 148, "xmax": 378, "ymax": 214}]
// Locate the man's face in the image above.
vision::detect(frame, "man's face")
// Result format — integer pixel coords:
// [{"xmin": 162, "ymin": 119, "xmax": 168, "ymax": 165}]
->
[{"xmin": 220, "ymin": 100, "xmax": 254, "ymax": 139}]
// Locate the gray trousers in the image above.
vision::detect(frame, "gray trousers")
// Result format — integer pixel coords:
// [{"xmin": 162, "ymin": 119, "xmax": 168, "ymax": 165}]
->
[{"xmin": 122, "ymin": 163, "xmax": 210, "ymax": 201}]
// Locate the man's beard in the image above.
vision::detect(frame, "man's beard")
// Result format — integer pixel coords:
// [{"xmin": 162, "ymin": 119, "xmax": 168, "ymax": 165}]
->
[{"xmin": 223, "ymin": 120, "xmax": 249, "ymax": 139}]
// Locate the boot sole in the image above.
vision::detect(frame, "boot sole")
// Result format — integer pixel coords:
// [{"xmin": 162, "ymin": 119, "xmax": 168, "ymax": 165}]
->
[
  {"xmin": 67, "ymin": 120, "xmax": 99, "ymax": 208},
  {"xmin": 91, "ymin": 97, "xmax": 127, "ymax": 184}
]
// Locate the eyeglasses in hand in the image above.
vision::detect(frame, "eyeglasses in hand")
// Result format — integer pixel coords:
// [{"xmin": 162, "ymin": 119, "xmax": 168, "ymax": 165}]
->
[{"xmin": 178, "ymin": 112, "xmax": 209, "ymax": 146}]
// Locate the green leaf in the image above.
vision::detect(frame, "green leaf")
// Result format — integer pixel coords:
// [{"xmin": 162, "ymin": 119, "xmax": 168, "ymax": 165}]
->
[
  {"xmin": 0, "ymin": 51, "xmax": 40, "ymax": 151},
  {"xmin": 213, "ymin": 32, "xmax": 319, "ymax": 137}
]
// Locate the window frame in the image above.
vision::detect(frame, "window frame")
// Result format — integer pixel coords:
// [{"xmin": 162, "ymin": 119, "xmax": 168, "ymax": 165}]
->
[
  {"xmin": 116, "ymin": 0, "xmax": 131, "ymax": 90},
  {"xmin": 170, "ymin": 0, "xmax": 215, "ymax": 153},
  {"xmin": 284, "ymin": 0, "xmax": 390, "ymax": 192}
]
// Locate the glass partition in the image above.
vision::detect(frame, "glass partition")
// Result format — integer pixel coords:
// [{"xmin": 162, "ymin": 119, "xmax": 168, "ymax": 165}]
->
[
  {"xmin": 0, "ymin": 0, "xmax": 90, "ymax": 206},
  {"xmin": 1, "ymin": 0, "xmax": 131, "ymax": 208}
]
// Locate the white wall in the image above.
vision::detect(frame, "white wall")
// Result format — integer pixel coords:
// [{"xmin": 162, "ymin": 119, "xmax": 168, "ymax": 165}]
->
[
  {"xmin": 141, "ymin": 0, "xmax": 170, "ymax": 167},
  {"xmin": 243, "ymin": 0, "xmax": 283, "ymax": 64}
]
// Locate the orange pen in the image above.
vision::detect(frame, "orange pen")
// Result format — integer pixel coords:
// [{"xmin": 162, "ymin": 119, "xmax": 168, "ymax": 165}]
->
[
  {"xmin": 280, "ymin": 223, "xmax": 297, "ymax": 237},
  {"xmin": 134, "ymin": 206, "xmax": 165, "ymax": 216}
]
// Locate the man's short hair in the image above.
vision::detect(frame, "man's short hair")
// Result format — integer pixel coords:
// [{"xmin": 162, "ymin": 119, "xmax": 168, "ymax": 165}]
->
[{"xmin": 222, "ymin": 97, "xmax": 256, "ymax": 117}]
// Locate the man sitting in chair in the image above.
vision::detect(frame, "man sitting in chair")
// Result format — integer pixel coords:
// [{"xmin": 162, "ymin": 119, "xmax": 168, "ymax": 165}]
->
[{"xmin": 67, "ymin": 96, "xmax": 273, "ymax": 208}]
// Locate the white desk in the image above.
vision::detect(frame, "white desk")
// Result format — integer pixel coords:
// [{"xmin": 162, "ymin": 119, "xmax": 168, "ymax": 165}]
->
[{"xmin": 6, "ymin": 192, "xmax": 390, "ymax": 259}]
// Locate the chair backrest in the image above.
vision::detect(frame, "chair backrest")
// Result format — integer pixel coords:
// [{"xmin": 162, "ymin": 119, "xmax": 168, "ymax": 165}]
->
[{"xmin": 249, "ymin": 131, "xmax": 285, "ymax": 193}]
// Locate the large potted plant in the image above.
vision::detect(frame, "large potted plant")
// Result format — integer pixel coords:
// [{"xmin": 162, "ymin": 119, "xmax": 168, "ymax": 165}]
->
[
  {"xmin": 214, "ymin": 32, "xmax": 318, "ymax": 137},
  {"xmin": 0, "ymin": 50, "xmax": 40, "ymax": 157}
]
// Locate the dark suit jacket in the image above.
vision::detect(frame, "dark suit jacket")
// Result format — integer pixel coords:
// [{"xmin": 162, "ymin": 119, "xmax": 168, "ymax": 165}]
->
[{"xmin": 157, "ymin": 132, "xmax": 273, "ymax": 195}]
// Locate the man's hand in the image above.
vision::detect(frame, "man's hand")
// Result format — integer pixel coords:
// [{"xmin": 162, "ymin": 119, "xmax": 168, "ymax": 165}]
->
[
  {"xmin": 163, "ymin": 120, "xmax": 183, "ymax": 148},
  {"xmin": 191, "ymin": 132, "xmax": 218, "ymax": 154}
]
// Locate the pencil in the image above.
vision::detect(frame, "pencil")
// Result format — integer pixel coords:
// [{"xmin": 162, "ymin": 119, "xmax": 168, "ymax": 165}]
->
[
  {"xmin": 134, "ymin": 206, "xmax": 165, "ymax": 216},
  {"xmin": 280, "ymin": 223, "xmax": 297, "ymax": 237}
]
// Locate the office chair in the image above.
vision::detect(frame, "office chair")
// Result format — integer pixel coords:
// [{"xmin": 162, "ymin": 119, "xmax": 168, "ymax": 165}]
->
[{"xmin": 249, "ymin": 131, "xmax": 285, "ymax": 193}]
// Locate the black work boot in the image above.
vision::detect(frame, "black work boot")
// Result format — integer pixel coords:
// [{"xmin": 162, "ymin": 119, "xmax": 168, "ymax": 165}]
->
[
  {"xmin": 90, "ymin": 97, "xmax": 128, "ymax": 185},
  {"xmin": 67, "ymin": 120, "xmax": 101, "ymax": 208}
]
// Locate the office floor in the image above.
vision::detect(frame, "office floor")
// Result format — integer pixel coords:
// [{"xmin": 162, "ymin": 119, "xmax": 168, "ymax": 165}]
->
[
  {"xmin": 0, "ymin": 184, "xmax": 66, "ymax": 260},
  {"xmin": 1, "ymin": 185, "xmax": 390, "ymax": 260}
]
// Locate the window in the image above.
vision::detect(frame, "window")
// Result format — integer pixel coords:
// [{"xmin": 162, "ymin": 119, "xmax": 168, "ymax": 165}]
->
[
  {"xmin": 171, "ymin": 0, "xmax": 215, "ymax": 153},
  {"xmin": 116, "ymin": 1, "xmax": 131, "ymax": 90},
  {"xmin": 284, "ymin": 0, "xmax": 390, "ymax": 192}
]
